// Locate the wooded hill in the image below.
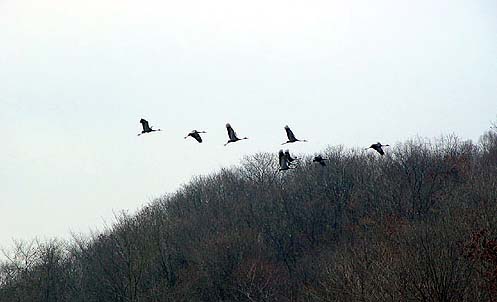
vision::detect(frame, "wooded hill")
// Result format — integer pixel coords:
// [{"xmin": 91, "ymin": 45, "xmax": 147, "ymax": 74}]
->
[{"xmin": 1, "ymin": 131, "xmax": 496, "ymax": 302}]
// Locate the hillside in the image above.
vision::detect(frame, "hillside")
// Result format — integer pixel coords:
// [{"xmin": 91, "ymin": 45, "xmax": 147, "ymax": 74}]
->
[{"xmin": 1, "ymin": 131, "xmax": 496, "ymax": 302}]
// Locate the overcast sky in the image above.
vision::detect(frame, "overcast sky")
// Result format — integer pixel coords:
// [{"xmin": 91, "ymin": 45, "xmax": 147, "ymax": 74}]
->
[{"xmin": 1, "ymin": 0, "xmax": 496, "ymax": 246}]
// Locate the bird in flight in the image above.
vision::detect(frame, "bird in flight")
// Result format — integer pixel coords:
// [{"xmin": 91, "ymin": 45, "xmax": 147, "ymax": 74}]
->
[
  {"xmin": 278, "ymin": 149, "xmax": 293, "ymax": 171},
  {"xmin": 282, "ymin": 125, "xmax": 307, "ymax": 145},
  {"xmin": 224, "ymin": 123, "xmax": 248, "ymax": 146},
  {"xmin": 138, "ymin": 119, "xmax": 161, "ymax": 136},
  {"xmin": 366, "ymin": 142, "xmax": 390, "ymax": 156},
  {"xmin": 313, "ymin": 155, "xmax": 328, "ymax": 166},
  {"xmin": 284, "ymin": 149, "xmax": 298, "ymax": 163},
  {"xmin": 185, "ymin": 130, "xmax": 206, "ymax": 143}
]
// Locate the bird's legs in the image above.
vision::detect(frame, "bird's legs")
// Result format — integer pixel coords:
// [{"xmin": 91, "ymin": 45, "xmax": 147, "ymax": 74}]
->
[{"xmin": 138, "ymin": 129, "xmax": 161, "ymax": 136}]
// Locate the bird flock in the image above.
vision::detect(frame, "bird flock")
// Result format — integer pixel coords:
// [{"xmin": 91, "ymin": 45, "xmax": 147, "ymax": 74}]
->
[{"xmin": 138, "ymin": 118, "xmax": 390, "ymax": 171}]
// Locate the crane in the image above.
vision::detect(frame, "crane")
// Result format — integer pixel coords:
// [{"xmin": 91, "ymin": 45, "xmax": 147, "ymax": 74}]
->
[
  {"xmin": 366, "ymin": 142, "xmax": 390, "ymax": 156},
  {"xmin": 138, "ymin": 119, "xmax": 161, "ymax": 136},
  {"xmin": 282, "ymin": 125, "xmax": 307, "ymax": 144},
  {"xmin": 284, "ymin": 149, "xmax": 298, "ymax": 163},
  {"xmin": 224, "ymin": 123, "xmax": 248, "ymax": 146},
  {"xmin": 279, "ymin": 149, "xmax": 293, "ymax": 171},
  {"xmin": 185, "ymin": 130, "xmax": 206, "ymax": 143},
  {"xmin": 313, "ymin": 155, "xmax": 328, "ymax": 166}
]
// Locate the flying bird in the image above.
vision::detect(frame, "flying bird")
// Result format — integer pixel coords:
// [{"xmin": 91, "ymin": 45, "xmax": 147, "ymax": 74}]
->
[
  {"xmin": 282, "ymin": 125, "xmax": 307, "ymax": 144},
  {"xmin": 224, "ymin": 123, "xmax": 248, "ymax": 146},
  {"xmin": 284, "ymin": 149, "xmax": 298, "ymax": 163},
  {"xmin": 279, "ymin": 149, "xmax": 293, "ymax": 171},
  {"xmin": 138, "ymin": 119, "xmax": 161, "ymax": 136},
  {"xmin": 185, "ymin": 130, "xmax": 206, "ymax": 143},
  {"xmin": 313, "ymin": 155, "xmax": 328, "ymax": 166},
  {"xmin": 366, "ymin": 142, "xmax": 390, "ymax": 156}
]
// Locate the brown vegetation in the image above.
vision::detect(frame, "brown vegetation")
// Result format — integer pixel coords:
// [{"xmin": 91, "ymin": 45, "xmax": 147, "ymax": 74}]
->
[{"xmin": 1, "ymin": 131, "xmax": 496, "ymax": 301}]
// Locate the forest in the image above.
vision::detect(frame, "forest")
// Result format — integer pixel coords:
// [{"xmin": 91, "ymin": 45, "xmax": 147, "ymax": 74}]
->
[{"xmin": 1, "ymin": 130, "xmax": 496, "ymax": 302}]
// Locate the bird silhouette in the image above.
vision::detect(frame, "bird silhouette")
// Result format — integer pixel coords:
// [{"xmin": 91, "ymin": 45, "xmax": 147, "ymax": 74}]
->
[
  {"xmin": 313, "ymin": 155, "xmax": 328, "ymax": 166},
  {"xmin": 138, "ymin": 119, "xmax": 161, "ymax": 136},
  {"xmin": 279, "ymin": 149, "xmax": 293, "ymax": 171},
  {"xmin": 282, "ymin": 125, "xmax": 307, "ymax": 144},
  {"xmin": 224, "ymin": 123, "xmax": 248, "ymax": 146},
  {"xmin": 366, "ymin": 142, "xmax": 390, "ymax": 156},
  {"xmin": 185, "ymin": 130, "xmax": 206, "ymax": 143},
  {"xmin": 284, "ymin": 149, "xmax": 298, "ymax": 163}
]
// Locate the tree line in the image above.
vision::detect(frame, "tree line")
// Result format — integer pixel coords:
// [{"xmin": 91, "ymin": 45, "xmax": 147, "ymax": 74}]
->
[{"xmin": 1, "ymin": 131, "xmax": 496, "ymax": 301}]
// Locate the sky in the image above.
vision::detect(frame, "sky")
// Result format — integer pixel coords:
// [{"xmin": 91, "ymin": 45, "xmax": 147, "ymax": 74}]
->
[{"xmin": 1, "ymin": 0, "xmax": 496, "ymax": 246}]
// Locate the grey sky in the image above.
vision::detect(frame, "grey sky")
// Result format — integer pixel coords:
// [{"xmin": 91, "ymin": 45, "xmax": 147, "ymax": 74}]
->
[{"xmin": 1, "ymin": 0, "xmax": 496, "ymax": 245}]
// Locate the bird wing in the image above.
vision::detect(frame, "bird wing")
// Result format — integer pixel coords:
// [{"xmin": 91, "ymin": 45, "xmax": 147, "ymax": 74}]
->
[
  {"xmin": 192, "ymin": 132, "xmax": 202, "ymax": 143},
  {"xmin": 141, "ymin": 119, "xmax": 152, "ymax": 132},
  {"xmin": 284, "ymin": 150, "xmax": 293, "ymax": 162},
  {"xmin": 373, "ymin": 145, "xmax": 385, "ymax": 155},
  {"xmin": 226, "ymin": 124, "xmax": 238, "ymax": 140},
  {"xmin": 285, "ymin": 126, "xmax": 297, "ymax": 141},
  {"xmin": 279, "ymin": 150, "xmax": 289, "ymax": 169}
]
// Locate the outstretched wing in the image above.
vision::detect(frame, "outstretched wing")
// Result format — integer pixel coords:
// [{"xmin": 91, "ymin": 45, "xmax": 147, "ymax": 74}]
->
[
  {"xmin": 370, "ymin": 144, "xmax": 385, "ymax": 155},
  {"xmin": 226, "ymin": 123, "xmax": 238, "ymax": 140},
  {"xmin": 284, "ymin": 125, "xmax": 297, "ymax": 141},
  {"xmin": 140, "ymin": 119, "xmax": 152, "ymax": 132},
  {"xmin": 375, "ymin": 146, "xmax": 385, "ymax": 155},
  {"xmin": 192, "ymin": 132, "xmax": 202, "ymax": 143}
]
